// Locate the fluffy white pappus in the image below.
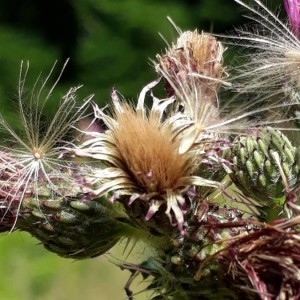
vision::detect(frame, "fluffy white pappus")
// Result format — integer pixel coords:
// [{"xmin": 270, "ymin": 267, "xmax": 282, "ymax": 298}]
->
[
  {"xmin": 226, "ymin": 0, "xmax": 300, "ymax": 101},
  {"xmin": 206, "ymin": 0, "xmax": 300, "ymax": 140},
  {"xmin": 0, "ymin": 60, "xmax": 92, "ymax": 230},
  {"xmin": 154, "ymin": 16, "xmax": 296, "ymax": 154}
]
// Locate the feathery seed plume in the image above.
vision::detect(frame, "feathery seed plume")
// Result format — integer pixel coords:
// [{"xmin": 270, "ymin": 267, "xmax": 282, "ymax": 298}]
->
[
  {"xmin": 224, "ymin": 0, "xmax": 300, "ymax": 128},
  {"xmin": 0, "ymin": 61, "xmax": 91, "ymax": 230}
]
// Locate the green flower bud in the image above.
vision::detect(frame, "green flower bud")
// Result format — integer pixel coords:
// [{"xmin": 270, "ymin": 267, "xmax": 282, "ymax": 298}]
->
[
  {"xmin": 228, "ymin": 127, "xmax": 300, "ymax": 218},
  {"xmin": 17, "ymin": 195, "xmax": 135, "ymax": 259}
]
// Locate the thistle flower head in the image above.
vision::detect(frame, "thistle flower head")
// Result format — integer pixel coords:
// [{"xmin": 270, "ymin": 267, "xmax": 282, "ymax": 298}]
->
[
  {"xmin": 284, "ymin": 0, "xmax": 300, "ymax": 38},
  {"xmin": 155, "ymin": 26, "xmax": 230, "ymax": 154},
  {"xmin": 155, "ymin": 22, "xmax": 292, "ymax": 160},
  {"xmin": 73, "ymin": 80, "xmax": 224, "ymax": 236},
  {"xmin": 156, "ymin": 27, "xmax": 226, "ymax": 105},
  {"xmin": 0, "ymin": 61, "xmax": 91, "ymax": 229}
]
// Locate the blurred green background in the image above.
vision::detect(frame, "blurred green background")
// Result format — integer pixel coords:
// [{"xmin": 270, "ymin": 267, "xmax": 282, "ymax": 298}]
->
[{"xmin": 0, "ymin": 0, "xmax": 282, "ymax": 299}]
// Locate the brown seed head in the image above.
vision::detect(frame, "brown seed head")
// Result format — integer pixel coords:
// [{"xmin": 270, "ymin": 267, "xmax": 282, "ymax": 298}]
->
[
  {"xmin": 175, "ymin": 31, "xmax": 224, "ymax": 83},
  {"xmin": 157, "ymin": 30, "xmax": 225, "ymax": 107},
  {"xmin": 73, "ymin": 81, "xmax": 225, "ymax": 235}
]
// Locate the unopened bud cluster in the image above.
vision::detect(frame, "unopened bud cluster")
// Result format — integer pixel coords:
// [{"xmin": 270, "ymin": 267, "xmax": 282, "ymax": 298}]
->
[{"xmin": 228, "ymin": 127, "xmax": 300, "ymax": 218}]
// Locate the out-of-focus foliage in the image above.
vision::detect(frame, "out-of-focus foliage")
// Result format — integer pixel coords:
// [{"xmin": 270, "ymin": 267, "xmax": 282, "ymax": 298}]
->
[
  {"xmin": 0, "ymin": 233, "xmax": 138, "ymax": 300},
  {"xmin": 0, "ymin": 0, "xmax": 245, "ymax": 105},
  {"xmin": 0, "ymin": 0, "xmax": 283, "ymax": 299}
]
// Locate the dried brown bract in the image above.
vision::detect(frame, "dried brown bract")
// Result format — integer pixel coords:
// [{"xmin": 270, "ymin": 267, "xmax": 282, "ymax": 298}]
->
[{"xmin": 222, "ymin": 217, "xmax": 300, "ymax": 300}]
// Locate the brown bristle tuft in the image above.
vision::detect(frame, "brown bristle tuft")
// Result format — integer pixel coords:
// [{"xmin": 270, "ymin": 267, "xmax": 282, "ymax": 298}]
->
[{"xmin": 111, "ymin": 103, "xmax": 194, "ymax": 193}]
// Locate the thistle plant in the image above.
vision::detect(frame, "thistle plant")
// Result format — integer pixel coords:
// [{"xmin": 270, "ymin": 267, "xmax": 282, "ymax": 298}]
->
[{"xmin": 2, "ymin": 0, "xmax": 300, "ymax": 299}]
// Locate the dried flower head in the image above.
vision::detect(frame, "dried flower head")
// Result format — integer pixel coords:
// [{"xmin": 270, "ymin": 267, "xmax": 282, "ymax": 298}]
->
[
  {"xmin": 0, "ymin": 61, "xmax": 91, "ymax": 229},
  {"xmin": 156, "ymin": 25, "xmax": 228, "ymax": 154},
  {"xmin": 157, "ymin": 27, "xmax": 226, "ymax": 104},
  {"xmin": 155, "ymin": 22, "xmax": 292, "ymax": 161},
  {"xmin": 73, "ymin": 80, "xmax": 223, "ymax": 236}
]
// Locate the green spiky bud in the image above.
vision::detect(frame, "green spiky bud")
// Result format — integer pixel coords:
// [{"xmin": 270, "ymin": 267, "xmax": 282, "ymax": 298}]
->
[
  {"xmin": 0, "ymin": 160, "xmax": 139, "ymax": 259},
  {"xmin": 228, "ymin": 127, "xmax": 300, "ymax": 219},
  {"xmin": 17, "ymin": 195, "xmax": 136, "ymax": 259}
]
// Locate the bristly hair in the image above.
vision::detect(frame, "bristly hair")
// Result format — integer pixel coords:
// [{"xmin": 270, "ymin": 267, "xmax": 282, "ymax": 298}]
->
[
  {"xmin": 72, "ymin": 79, "xmax": 224, "ymax": 236},
  {"xmin": 153, "ymin": 20, "xmax": 300, "ymax": 219},
  {"xmin": 155, "ymin": 23, "xmax": 228, "ymax": 154},
  {"xmin": 0, "ymin": 61, "xmax": 92, "ymax": 230},
  {"xmin": 223, "ymin": 0, "xmax": 300, "ymax": 127},
  {"xmin": 154, "ymin": 17, "xmax": 300, "ymax": 163}
]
